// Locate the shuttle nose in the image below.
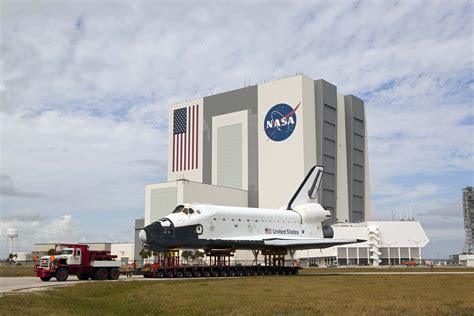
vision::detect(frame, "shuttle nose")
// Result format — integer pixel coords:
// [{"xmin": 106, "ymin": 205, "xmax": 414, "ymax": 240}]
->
[{"xmin": 139, "ymin": 229, "xmax": 147, "ymax": 243}]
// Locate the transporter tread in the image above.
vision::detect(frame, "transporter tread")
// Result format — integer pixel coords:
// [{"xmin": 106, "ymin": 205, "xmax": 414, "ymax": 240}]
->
[{"xmin": 144, "ymin": 266, "xmax": 300, "ymax": 278}]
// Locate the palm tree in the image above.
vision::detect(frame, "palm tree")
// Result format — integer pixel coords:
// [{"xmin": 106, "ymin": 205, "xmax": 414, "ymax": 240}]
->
[{"xmin": 181, "ymin": 250, "xmax": 192, "ymax": 264}]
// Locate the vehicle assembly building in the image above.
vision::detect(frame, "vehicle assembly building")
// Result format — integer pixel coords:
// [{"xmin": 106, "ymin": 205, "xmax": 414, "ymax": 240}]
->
[
  {"xmin": 146, "ymin": 74, "xmax": 370, "ymax": 225},
  {"xmin": 136, "ymin": 74, "xmax": 429, "ymax": 266}
]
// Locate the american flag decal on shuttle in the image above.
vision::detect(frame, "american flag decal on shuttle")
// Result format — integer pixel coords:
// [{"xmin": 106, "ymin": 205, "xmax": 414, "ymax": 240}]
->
[
  {"xmin": 173, "ymin": 104, "xmax": 199, "ymax": 172},
  {"xmin": 265, "ymin": 228, "xmax": 272, "ymax": 234}
]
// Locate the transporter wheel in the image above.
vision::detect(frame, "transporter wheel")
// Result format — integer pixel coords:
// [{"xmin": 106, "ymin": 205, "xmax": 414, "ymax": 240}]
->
[
  {"xmin": 211, "ymin": 271, "xmax": 219, "ymax": 277},
  {"xmin": 228, "ymin": 270, "xmax": 235, "ymax": 277},
  {"xmin": 219, "ymin": 270, "xmax": 227, "ymax": 277},
  {"xmin": 154, "ymin": 271, "xmax": 164, "ymax": 278},
  {"xmin": 251, "ymin": 270, "xmax": 258, "ymax": 276},
  {"xmin": 193, "ymin": 271, "xmax": 202, "ymax": 277},
  {"xmin": 166, "ymin": 271, "xmax": 175, "ymax": 278},
  {"xmin": 293, "ymin": 269, "xmax": 299, "ymax": 275},
  {"xmin": 176, "ymin": 271, "xmax": 184, "ymax": 278},
  {"xmin": 235, "ymin": 270, "xmax": 243, "ymax": 277},
  {"xmin": 243, "ymin": 270, "xmax": 250, "ymax": 276},
  {"xmin": 258, "ymin": 270, "xmax": 265, "ymax": 276},
  {"xmin": 108, "ymin": 268, "xmax": 120, "ymax": 280},
  {"xmin": 55, "ymin": 268, "xmax": 69, "ymax": 281},
  {"xmin": 202, "ymin": 271, "xmax": 210, "ymax": 277},
  {"xmin": 94, "ymin": 268, "xmax": 108, "ymax": 280},
  {"xmin": 185, "ymin": 271, "xmax": 193, "ymax": 278},
  {"xmin": 77, "ymin": 274, "xmax": 89, "ymax": 280},
  {"xmin": 40, "ymin": 276, "xmax": 52, "ymax": 282}
]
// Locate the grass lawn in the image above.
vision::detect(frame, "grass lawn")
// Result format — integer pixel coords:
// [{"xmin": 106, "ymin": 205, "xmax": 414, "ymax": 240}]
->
[
  {"xmin": 301, "ymin": 266, "xmax": 474, "ymax": 273},
  {"xmin": 0, "ymin": 265, "xmax": 35, "ymax": 277},
  {"xmin": 1, "ymin": 274, "xmax": 472, "ymax": 315}
]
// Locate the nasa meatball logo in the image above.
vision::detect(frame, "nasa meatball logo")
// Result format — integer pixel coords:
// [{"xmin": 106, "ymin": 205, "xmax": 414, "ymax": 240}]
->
[{"xmin": 264, "ymin": 102, "xmax": 300, "ymax": 141}]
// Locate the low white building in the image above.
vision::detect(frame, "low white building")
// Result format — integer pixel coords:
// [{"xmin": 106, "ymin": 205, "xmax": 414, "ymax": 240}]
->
[
  {"xmin": 295, "ymin": 220, "xmax": 429, "ymax": 266},
  {"xmin": 459, "ymin": 254, "xmax": 474, "ymax": 267},
  {"xmin": 111, "ymin": 243, "xmax": 135, "ymax": 264}
]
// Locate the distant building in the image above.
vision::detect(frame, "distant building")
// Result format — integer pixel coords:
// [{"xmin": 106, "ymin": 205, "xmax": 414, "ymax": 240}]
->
[
  {"xmin": 295, "ymin": 221, "xmax": 428, "ymax": 267},
  {"xmin": 463, "ymin": 186, "xmax": 473, "ymax": 254}
]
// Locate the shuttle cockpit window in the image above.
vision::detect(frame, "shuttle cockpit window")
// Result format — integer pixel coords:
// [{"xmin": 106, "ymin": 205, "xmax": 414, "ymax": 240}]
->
[
  {"xmin": 188, "ymin": 209, "xmax": 194, "ymax": 214},
  {"xmin": 172, "ymin": 205, "xmax": 184, "ymax": 213},
  {"xmin": 183, "ymin": 208, "xmax": 189, "ymax": 215}
]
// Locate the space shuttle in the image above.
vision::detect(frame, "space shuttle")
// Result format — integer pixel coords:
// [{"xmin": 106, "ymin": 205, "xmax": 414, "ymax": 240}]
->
[{"xmin": 139, "ymin": 165, "xmax": 364, "ymax": 252}]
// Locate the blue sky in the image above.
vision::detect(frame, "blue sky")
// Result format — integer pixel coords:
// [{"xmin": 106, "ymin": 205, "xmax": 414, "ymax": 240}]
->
[{"xmin": 1, "ymin": 0, "xmax": 473, "ymax": 259}]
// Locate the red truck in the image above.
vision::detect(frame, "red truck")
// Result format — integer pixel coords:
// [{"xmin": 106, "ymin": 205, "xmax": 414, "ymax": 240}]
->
[{"xmin": 34, "ymin": 244, "xmax": 121, "ymax": 281}]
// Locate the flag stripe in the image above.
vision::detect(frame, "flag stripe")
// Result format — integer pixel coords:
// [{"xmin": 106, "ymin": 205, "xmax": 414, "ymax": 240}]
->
[
  {"xmin": 172, "ymin": 105, "xmax": 199, "ymax": 172},
  {"xmin": 187, "ymin": 107, "xmax": 190, "ymax": 170},
  {"xmin": 194, "ymin": 104, "xmax": 199, "ymax": 169},
  {"xmin": 172, "ymin": 133, "xmax": 175, "ymax": 172}
]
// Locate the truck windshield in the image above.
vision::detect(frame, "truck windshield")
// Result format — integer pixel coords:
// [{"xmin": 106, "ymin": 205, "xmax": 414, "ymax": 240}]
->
[{"xmin": 60, "ymin": 249, "xmax": 73, "ymax": 255}]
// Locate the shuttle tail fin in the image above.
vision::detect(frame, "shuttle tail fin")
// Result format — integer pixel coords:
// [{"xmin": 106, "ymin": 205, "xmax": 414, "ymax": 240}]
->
[{"xmin": 287, "ymin": 165, "xmax": 324, "ymax": 210}]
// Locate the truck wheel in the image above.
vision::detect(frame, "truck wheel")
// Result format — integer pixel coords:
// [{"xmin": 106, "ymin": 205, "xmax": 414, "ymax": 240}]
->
[
  {"xmin": 77, "ymin": 274, "xmax": 89, "ymax": 280},
  {"xmin": 211, "ymin": 271, "xmax": 219, "ymax": 277},
  {"xmin": 108, "ymin": 268, "xmax": 120, "ymax": 280},
  {"xmin": 155, "ymin": 271, "xmax": 164, "ymax": 278},
  {"xmin": 228, "ymin": 270, "xmax": 235, "ymax": 277},
  {"xmin": 185, "ymin": 271, "xmax": 193, "ymax": 278},
  {"xmin": 40, "ymin": 276, "xmax": 52, "ymax": 282},
  {"xmin": 176, "ymin": 271, "xmax": 184, "ymax": 278},
  {"xmin": 55, "ymin": 268, "xmax": 69, "ymax": 281},
  {"xmin": 193, "ymin": 271, "xmax": 202, "ymax": 278},
  {"xmin": 202, "ymin": 271, "xmax": 210, "ymax": 277},
  {"xmin": 165, "ymin": 271, "xmax": 174, "ymax": 278},
  {"xmin": 219, "ymin": 270, "xmax": 227, "ymax": 277},
  {"xmin": 94, "ymin": 268, "xmax": 108, "ymax": 280}
]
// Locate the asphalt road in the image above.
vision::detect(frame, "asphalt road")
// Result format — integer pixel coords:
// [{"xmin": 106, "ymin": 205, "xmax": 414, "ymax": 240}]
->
[{"xmin": 0, "ymin": 275, "xmax": 140, "ymax": 293}]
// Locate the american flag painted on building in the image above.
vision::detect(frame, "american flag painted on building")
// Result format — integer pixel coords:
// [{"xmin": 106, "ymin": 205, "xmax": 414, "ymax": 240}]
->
[{"xmin": 173, "ymin": 104, "xmax": 199, "ymax": 172}]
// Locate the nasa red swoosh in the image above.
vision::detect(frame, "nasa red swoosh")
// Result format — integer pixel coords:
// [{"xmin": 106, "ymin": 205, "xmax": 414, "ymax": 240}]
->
[{"xmin": 267, "ymin": 101, "xmax": 301, "ymax": 140}]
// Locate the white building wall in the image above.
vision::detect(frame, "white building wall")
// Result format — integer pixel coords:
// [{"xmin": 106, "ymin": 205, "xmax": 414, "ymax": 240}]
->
[
  {"xmin": 111, "ymin": 243, "xmax": 134, "ymax": 262},
  {"xmin": 145, "ymin": 180, "xmax": 248, "ymax": 225},
  {"xmin": 336, "ymin": 93, "xmax": 349, "ymax": 222},
  {"xmin": 301, "ymin": 76, "xmax": 317, "ymax": 184},
  {"xmin": 145, "ymin": 183, "xmax": 178, "ymax": 225},
  {"xmin": 182, "ymin": 181, "xmax": 247, "ymax": 207},
  {"xmin": 258, "ymin": 75, "xmax": 312, "ymax": 209}
]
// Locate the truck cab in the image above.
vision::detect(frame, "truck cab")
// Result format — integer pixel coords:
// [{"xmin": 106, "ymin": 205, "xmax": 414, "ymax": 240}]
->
[{"xmin": 56, "ymin": 247, "xmax": 82, "ymax": 265}]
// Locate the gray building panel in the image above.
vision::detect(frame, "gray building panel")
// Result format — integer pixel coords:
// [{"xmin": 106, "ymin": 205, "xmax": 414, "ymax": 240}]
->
[
  {"xmin": 323, "ymin": 105, "xmax": 337, "ymax": 124},
  {"xmin": 345, "ymin": 95, "xmax": 366, "ymax": 222},
  {"xmin": 314, "ymin": 80, "xmax": 338, "ymax": 222},
  {"xmin": 203, "ymin": 86, "xmax": 259, "ymax": 207},
  {"xmin": 322, "ymin": 155, "xmax": 336, "ymax": 173},
  {"xmin": 134, "ymin": 218, "xmax": 144, "ymax": 263}
]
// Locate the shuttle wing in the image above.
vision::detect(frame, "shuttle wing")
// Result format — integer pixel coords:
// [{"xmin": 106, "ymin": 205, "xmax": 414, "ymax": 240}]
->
[
  {"xmin": 263, "ymin": 238, "xmax": 365, "ymax": 249},
  {"xmin": 212, "ymin": 236, "xmax": 364, "ymax": 250}
]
